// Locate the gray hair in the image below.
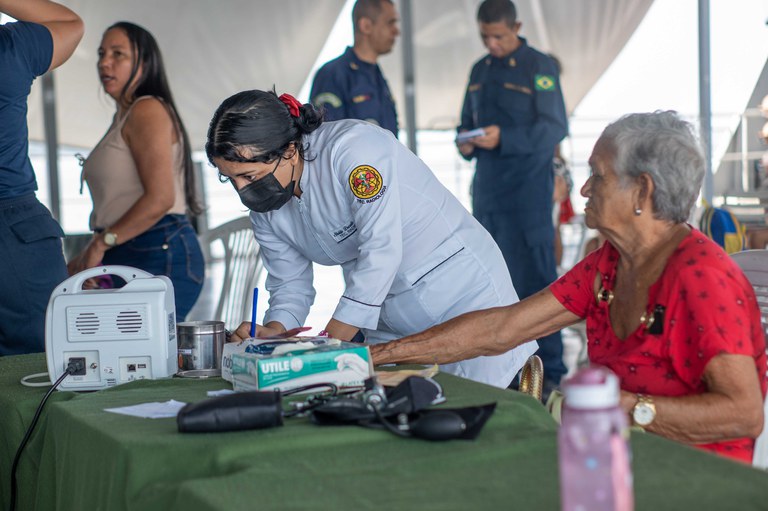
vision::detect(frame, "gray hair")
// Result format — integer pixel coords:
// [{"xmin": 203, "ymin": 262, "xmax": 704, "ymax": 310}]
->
[{"xmin": 600, "ymin": 111, "xmax": 705, "ymax": 223}]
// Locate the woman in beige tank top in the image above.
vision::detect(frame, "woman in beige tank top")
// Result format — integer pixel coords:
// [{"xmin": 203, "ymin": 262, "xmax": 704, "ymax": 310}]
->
[{"xmin": 67, "ymin": 21, "xmax": 204, "ymax": 320}]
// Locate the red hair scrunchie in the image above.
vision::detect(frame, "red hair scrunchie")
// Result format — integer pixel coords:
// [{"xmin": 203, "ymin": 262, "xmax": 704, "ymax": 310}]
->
[{"xmin": 278, "ymin": 93, "xmax": 302, "ymax": 118}]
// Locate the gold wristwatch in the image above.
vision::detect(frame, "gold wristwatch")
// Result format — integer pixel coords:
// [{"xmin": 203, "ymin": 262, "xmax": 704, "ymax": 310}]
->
[
  {"xmin": 103, "ymin": 231, "xmax": 118, "ymax": 247},
  {"xmin": 632, "ymin": 394, "xmax": 656, "ymax": 427}
]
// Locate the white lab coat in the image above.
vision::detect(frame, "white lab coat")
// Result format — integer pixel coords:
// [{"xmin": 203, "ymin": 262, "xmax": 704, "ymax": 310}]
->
[{"xmin": 249, "ymin": 120, "xmax": 537, "ymax": 388}]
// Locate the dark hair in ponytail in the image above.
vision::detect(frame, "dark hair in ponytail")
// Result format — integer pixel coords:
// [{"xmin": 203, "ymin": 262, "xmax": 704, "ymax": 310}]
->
[
  {"xmin": 205, "ymin": 89, "xmax": 322, "ymax": 165},
  {"xmin": 107, "ymin": 21, "xmax": 202, "ymax": 215}
]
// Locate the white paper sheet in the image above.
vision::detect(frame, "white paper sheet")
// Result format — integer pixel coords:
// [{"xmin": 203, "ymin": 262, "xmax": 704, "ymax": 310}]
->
[{"xmin": 104, "ymin": 400, "xmax": 187, "ymax": 419}]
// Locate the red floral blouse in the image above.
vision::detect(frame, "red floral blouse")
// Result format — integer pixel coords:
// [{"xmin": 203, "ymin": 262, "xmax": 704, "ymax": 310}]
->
[{"xmin": 551, "ymin": 229, "xmax": 767, "ymax": 463}]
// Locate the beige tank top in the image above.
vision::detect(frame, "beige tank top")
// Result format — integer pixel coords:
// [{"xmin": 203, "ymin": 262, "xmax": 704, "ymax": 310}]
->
[{"xmin": 83, "ymin": 96, "xmax": 188, "ymax": 230}]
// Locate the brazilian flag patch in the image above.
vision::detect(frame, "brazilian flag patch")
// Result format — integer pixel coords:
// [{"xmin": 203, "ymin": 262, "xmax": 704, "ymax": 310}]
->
[{"xmin": 534, "ymin": 74, "xmax": 555, "ymax": 91}]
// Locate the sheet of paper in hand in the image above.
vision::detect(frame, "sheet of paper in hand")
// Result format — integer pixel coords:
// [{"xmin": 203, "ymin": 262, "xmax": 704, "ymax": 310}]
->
[{"xmin": 456, "ymin": 128, "xmax": 486, "ymax": 143}]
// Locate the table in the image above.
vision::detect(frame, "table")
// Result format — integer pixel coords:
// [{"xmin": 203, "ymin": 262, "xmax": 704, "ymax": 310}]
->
[{"xmin": 2, "ymin": 354, "xmax": 768, "ymax": 510}]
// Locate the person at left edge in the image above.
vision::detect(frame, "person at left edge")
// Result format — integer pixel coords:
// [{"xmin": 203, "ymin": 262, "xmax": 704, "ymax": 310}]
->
[
  {"xmin": 309, "ymin": 0, "xmax": 399, "ymax": 137},
  {"xmin": 208, "ymin": 89, "xmax": 537, "ymax": 388},
  {"xmin": 67, "ymin": 22, "xmax": 204, "ymax": 321},
  {"xmin": 0, "ymin": 0, "xmax": 83, "ymax": 356}
]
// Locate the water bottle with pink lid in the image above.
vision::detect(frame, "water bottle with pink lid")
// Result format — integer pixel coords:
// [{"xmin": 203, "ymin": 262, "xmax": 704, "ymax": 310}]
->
[{"xmin": 558, "ymin": 366, "xmax": 633, "ymax": 511}]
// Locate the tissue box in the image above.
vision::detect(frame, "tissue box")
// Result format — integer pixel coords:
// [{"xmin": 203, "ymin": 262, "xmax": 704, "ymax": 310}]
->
[{"xmin": 223, "ymin": 337, "xmax": 372, "ymax": 393}]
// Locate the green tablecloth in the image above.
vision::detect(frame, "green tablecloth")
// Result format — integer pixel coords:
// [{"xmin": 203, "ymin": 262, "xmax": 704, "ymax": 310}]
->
[{"xmin": 2, "ymin": 353, "xmax": 768, "ymax": 511}]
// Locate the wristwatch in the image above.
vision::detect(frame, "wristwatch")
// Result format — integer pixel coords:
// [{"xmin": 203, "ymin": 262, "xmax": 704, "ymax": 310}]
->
[
  {"xmin": 102, "ymin": 231, "xmax": 119, "ymax": 247},
  {"xmin": 632, "ymin": 394, "xmax": 656, "ymax": 427}
]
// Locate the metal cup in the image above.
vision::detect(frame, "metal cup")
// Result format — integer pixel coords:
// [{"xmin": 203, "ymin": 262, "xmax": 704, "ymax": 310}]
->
[{"xmin": 176, "ymin": 320, "xmax": 226, "ymax": 373}]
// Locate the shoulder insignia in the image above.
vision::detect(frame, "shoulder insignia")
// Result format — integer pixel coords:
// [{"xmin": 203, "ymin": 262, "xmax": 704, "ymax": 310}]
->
[
  {"xmin": 508, "ymin": 58, "xmax": 516, "ymax": 67},
  {"xmin": 349, "ymin": 165, "xmax": 384, "ymax": 200},
  {"xmin": 350, "ymin": 62, "xmax": 359, "ymax": 70},
  {"xmin": 313, "ymin": 92, "xmax": 342, "ymax": 108},
  {"xmin": 534, "ymin": 74, "xmax": 555, "ymax": 91},
  {"xmin": 352, "ymin": 94, "xmax": 371, "ymax": 103},
  {"xmin": 468, "ymin": 84, "xmax": 481, "ymax": 92},
  {"xmin": 484, "ymin": 57, "xmax": 491, "ymax": 66},
  {"xmin": 504, "ymin": 82, "xmax": 532, "ymax": 95}
]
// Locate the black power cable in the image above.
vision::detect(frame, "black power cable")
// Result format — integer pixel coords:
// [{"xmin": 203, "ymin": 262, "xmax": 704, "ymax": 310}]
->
[{"xmin": 9, "ymin": 359, "xmax": 83, "ymax": 511}]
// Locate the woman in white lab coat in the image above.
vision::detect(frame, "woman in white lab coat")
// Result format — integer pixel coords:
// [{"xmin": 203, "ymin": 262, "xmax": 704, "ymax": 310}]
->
[{"xmin": 206, "ymin": 89, "xmax": 536, "ymax": 388}]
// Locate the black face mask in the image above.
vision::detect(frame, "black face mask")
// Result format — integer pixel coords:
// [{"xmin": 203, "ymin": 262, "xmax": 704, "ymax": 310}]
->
[{"xmin": 237, "ymin": 162, "xmax": 296, "ymax": 213}]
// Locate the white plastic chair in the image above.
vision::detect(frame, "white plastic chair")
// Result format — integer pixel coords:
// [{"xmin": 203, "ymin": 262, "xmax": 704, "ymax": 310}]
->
[
  {"xmin": 198, "ymin": 216, "xmax": 263, "ymax": 331},
  {"xmin": 730, "ymin": 249, "xmax": 768, "ymax": 469}
]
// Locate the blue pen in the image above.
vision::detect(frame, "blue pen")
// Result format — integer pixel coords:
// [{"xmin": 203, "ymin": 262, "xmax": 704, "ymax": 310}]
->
[{"xmin": 249, "ymin": 288, "xmax": 258, "ymax": 337}]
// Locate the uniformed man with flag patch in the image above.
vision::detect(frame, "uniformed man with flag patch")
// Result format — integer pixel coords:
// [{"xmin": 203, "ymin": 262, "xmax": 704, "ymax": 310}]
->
[
  {"xmin": 456, "ymin": 0, "xmax": 568, "ymax": 396},
  {"xmin": 309, "ymin": 0, "xmax": 399, "ymax": 137}
]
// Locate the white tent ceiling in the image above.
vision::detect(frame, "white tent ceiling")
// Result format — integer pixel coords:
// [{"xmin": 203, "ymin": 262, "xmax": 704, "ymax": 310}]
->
[
  {"xmin": 383, "ymin": 0, "xmax": 654, "ymax": 129},
  {"xmin": 26, "ymin": 0, "xmax": 346, "ymax": 150},
  {"xmin": 24, "ymin": 0, "xmax": 653, "ymax": 151}
]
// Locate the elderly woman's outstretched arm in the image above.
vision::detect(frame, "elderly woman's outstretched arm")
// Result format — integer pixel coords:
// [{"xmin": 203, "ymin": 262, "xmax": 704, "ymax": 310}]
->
[{"xmin": 370, "ymin": 288, "xmax": 580, "ymax": 366}]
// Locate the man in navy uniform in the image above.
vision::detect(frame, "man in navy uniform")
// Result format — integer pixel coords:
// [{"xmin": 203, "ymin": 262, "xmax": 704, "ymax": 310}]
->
[
  {"xmin": 310, "ymin": 0, "xmax": 399, "ymax": 137},
  {"xmin": 457, "ymin": 0, "xmax": 568, "ymax": 395}
]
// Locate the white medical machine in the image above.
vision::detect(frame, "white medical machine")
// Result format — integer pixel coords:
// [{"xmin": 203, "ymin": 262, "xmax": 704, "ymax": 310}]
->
[{"xmin": 45, "ymin": 266, "xmax": 177, "ymax": 391}]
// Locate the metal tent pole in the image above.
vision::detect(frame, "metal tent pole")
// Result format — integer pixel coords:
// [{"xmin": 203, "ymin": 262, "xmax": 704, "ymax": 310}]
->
[
  {"xmin": 400, "ymin": 0, "xmax": 417, "ymax": 155},
  {"xmin": 42, "ymin": 72, "xmax": 61, "ymax": 220},
  {"xmin": 698, "ymin": 0, "xmax": 713, "ymax": 202}
]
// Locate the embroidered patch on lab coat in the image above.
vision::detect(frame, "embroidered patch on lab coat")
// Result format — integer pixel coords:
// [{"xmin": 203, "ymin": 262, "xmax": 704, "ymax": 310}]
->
[
  {"xmin": 349, "ymin": 165, "xmax": 385, "ymax": 202},
  {"xmin": 330, "ymin": 220, "xmax": 357, "ymax": 243}
]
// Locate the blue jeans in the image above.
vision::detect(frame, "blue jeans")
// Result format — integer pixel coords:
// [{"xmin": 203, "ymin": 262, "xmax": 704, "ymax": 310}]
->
[
  {"xmin": 0, "ymin": 194, "xmax": 68, "ymax": 356},
  {"xmin": 102, "ymin": 214, "xmax": 204, "ymax": 321}
]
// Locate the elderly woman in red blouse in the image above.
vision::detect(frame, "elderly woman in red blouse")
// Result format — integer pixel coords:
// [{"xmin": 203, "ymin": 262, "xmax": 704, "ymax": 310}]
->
[{"xmin": 372, "ymin": 110, "xmax": 766, "ymax": 463}]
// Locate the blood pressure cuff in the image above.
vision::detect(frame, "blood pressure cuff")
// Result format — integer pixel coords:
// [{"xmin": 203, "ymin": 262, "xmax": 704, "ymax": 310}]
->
[
  {"xmin": 177, "ymin": 391, "xmax": 283, "ymax": 433},
  {"xmin": 407, "ymin": 404, "xmax": 496, "ymax": 441},
  {"xmin": 387, "ymin": 376, "xmax": 444, "ymax": 414},
  {"xmin": 312, "ymin": 399, "xmax": 496, "ymax": 441},
  {"xmin": 311, "ymin": 376, "xmax": 444, "ymax": 426},
  {"xmin": 311, "ymin": 376, "xmax": 497, "ymax": 441}
]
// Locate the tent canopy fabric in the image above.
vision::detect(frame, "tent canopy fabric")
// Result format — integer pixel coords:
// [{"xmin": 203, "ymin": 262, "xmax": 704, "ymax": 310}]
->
[
  {"xmin": 384, "ymin": 0, "xmax": 654, "ymax": 129},
  {"xmin": 24, "ymin": 0, "xmax": 653, "ymax": 151},
  {"xmin": 26, "ymin": 0, "xmax": 346, "ymax": 150}
]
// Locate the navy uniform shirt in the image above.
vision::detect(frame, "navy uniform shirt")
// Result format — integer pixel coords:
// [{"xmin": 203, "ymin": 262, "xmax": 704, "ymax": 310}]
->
[
  {"xmin": 458, "ymin": 37, "xmax": 567, "ymax": 226},
  {"xmin": 0, "ymin": 22, "xmax": 52, "ymax": 198},
  {"xmin": 310, "ymin": 46, "xmax": 398, "ymax": 137}
]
